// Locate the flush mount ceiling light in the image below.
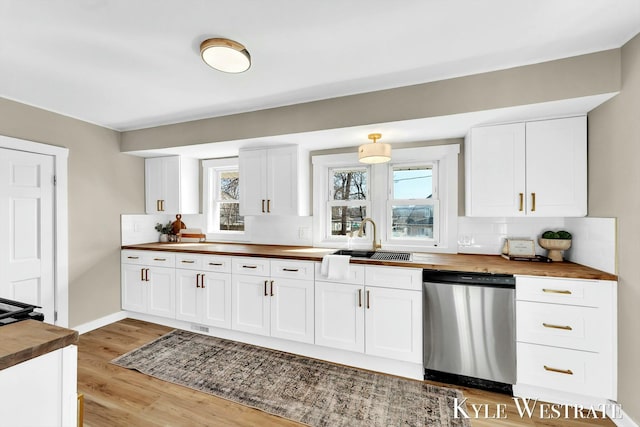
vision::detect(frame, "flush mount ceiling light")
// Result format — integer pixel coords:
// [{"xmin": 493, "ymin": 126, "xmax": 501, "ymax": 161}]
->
[
  {"xmin": 358, "ymin": 133, "xmax": 391, "ymax": 164},
  {"xmin": 200, "ymin": 38, "xmax": 251, "ymax": 73}
]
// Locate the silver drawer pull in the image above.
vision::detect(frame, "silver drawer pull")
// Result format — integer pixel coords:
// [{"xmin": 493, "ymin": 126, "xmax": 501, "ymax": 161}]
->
[
  {"xmin": 542, "ymin": 288, "xmax": 572, "ymax": 295},
  {"xmin": 242, "ymin": 265, "xmax": 257, "ymax": 269},
  {"xmin": 153, "ymin": 258, "xmax": 167, "ymax": 261},
  {"xmin": 127, "ymin": 256, "xmax": 139, "ymax": 259},
  {"xmin": 209, "ymin": 262, "xmax": 224, "ymax": 266},
  {"xmin": 181, "ymin": 260, "xmax": 195, "ymax": 264},
  {"xmin": 544, "ymin": 365, "xmax": 573, "ymax": 375},
  {"xmin": 543, "ymin": 323, "xmax": 573, "ymax": 331},
  {"xmin": 282, "ymin": 268, "xmax": 299, "ymax": 272}
]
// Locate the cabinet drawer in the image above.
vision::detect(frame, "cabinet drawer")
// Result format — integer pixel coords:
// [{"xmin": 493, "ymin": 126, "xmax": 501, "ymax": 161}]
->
[
  {"xmin": 175, "ymin": 253, "xmax": 203, "ymax": 270},
  {"xmin": 517, "ymin": 343, "xmax": 615, "ymax": 400},
  {"xmin": 516, "ymin": 301, "xmax": 608, "ymax": 352},
  {"xmin": 121, "ymin": 250, "xmax": 175, "ymax": 267},
  {"xmin": 202, "ymin": 255, "xmax": 232, "ymax": 273},
  {"xmin": 365, "ymin": 266, "xmax": 422, "ymax": 291},
  {"xmin": 516, "ymin": 276, "xmax": 611, "ymax": 307},
  {"xmin": 271, "ymin": 260, "xmax": 314, "ymax": 280},
  {"xmin": 232, "ymin": 257, "xmax": 271, "ymax": 276},
  {"xmin": 315, "ymin": 263, "xmax": 364, "ymax": 285}
]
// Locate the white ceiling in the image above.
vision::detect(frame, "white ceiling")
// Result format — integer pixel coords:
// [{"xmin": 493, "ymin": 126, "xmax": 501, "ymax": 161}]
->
[{"xmin": 1, "ymin": 0, "xmax": 639, "ymax": 136}]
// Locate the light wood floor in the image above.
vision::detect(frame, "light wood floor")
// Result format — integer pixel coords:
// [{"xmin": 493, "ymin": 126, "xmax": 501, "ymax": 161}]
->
[{"xmin": 78, "ymin": 318, "xmax": 614, "ymax": 427}]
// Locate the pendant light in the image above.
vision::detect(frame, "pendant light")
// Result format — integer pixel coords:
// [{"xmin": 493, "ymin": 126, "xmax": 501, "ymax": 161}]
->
[
  {"xmin": 358, "ymin": 133, "xmax": 391, "ymax": 164},
  {"xmin": 200, "ymin": 38, "xmax": 251, "ymax": 73}
]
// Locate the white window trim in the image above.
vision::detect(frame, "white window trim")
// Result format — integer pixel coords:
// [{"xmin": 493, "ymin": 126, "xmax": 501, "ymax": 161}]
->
[
  {"xmin": 202, "ymin": 158, "xmax": 250, "ymax": 242},
  {"xmin": 312, "ymin": 144, "xmax": 459, "ymax": 253}
]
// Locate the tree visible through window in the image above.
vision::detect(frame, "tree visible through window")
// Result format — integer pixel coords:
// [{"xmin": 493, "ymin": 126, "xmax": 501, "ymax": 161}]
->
[
  {"xmin": 329, "ymin": 167, "xmax": 369, "ymax": 236},
  {"xmin": 218, "ymin": 170, "xmax": 244, "ymax": 231}
]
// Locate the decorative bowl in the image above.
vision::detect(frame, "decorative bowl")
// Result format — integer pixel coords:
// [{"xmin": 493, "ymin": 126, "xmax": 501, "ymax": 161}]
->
[{"xmin": 538, "ymin": 238, "xmax": 572, "ymax": 262}]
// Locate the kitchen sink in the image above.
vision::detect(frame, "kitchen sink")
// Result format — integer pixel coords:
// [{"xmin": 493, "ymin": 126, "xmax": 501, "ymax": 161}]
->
[{"xmin": 332, "ymin": 249, "xmax": 412, "ymax": 261}]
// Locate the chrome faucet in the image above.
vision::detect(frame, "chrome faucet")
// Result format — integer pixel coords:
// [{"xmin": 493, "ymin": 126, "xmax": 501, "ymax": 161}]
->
[{"xmin": 357, "ymin": 218, "xmax": 381, "ymax": 251}]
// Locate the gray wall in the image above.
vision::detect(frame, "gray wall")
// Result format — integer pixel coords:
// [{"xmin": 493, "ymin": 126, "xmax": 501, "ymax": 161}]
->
[
  {"xmin": 0, "ymin": 98, "xmax": 144, "ymax": 327},
  {"xmin": 588, "ymin": 32, "xmax": 640, "ymax": 423}
]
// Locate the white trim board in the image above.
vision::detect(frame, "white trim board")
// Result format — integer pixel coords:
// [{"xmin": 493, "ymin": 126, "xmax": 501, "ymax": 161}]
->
[
  {"xmin": 613, "ymin": 409, "xmax": 640, "ymax": 427},
  {"xmin": 73, "ymin": 311, "xmax": 128, "ymax": 335},
  {"xmin": 0, "ymin": 135, "xmax": 70, "ymax": 327}
]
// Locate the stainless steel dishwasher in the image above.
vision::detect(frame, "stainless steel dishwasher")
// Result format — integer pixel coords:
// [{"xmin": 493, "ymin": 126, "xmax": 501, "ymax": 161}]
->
[{"xmin": 423, "ymin": 270, "xmax": 516, "ymax": 394}]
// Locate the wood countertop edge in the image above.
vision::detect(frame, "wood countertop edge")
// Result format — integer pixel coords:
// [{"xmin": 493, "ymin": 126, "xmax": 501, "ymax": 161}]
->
[
  {"xmin": 0, "ymin": 320, "xmax": 79, "ymax": 371},
  {"xmin": 121, "ymin": 244, "xmax": 618, "ymax": 281}
]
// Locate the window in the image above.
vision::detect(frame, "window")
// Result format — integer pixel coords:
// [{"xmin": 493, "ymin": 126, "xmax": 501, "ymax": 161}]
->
[
  {"xmin": 217, "ymin": 170, "xmax": 243, "ymax": 231},
  {"xmin": 388, "ymin": 164, "xmax": 438, "ymax": 242},
  {"xmin": 328, "ymin": 167, "xmax": 369, "ymax": 236},
  {"xmin": 203, "ymin": 158, "xmax": 246, "ymax": 239},
  {"xmin": 312, "ymin": 144, "xmax": 459, "ymax": 252}
]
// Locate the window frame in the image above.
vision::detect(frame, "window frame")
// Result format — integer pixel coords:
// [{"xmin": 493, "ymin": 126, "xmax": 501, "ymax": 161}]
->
[
  {"xmin": 386, "ymin": 162, "xmax": 440, "ymax": 245},
  {"xmin": 327, "ymin": 166, "xmax": 371, "ymax": 239},
  {"xmin": 312, "ymin": 144, "xmax": 459, "ymax": 252},
  {"xmin": 202, "ymin": 158, "xmax": 249, "ymax": 242}
]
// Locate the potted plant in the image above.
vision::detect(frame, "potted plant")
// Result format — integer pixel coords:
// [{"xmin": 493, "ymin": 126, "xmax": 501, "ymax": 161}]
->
[
  {"xmin": 539, "ymin": 230, "xmax": 572, "ymax": 262},
  {"xmin": 155, "ymin": 222, "xmax": 173, "ymax": 242}
]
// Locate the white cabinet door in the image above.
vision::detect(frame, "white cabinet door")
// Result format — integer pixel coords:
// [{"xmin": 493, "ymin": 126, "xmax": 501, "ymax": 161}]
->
[
  {"xmin": 201, "ymin": 272, "xmax": 232, "ymax": 329},
  {"xmin": 238, "ymin": 149, "xmax": 268, "ymax": 216},
  {"xmin": 266, "ymin": 146, "xmax": 298, "ymax": 216},
  {"xmin": 364, "ymin": 287, "xmax": 422, "ymax": 363},
  {"xmin": 146, "ymin": 266, "xmax": 176, "ymax": 318},
  {"xmin": 314, "ymin": 281, "xmax": 364, "ymax": 353},
  {"xmin": 232, "ymin": 275, "xmax": 270, "ymax": 336},
  {"xmin": 239, "ymin": 146, "xmax": 299, "ymax": 216},
  {"xmin": 121, "ymin": 264, "xmax": 146, "ymax": 313},
  {"xmin": 525, "ymin": 116, "xmax": 587, "ymax": 217},
  {"xmin": 145, "ymin": 156, "xmax": 198, "ymax": 214},
  {"xmin": 270, "ymin": 278, "xmax": 314, "ymax": 344},
  {"xmin": 145, "ymin": 157, "xmax": 165, "ymax": 214},
  {"xmin": 466, "ymin": 123, "xmax": 526, "ymax": 216},
  {"xmin": 176, "ymin": 269, "xmax": 200, "ymax": 323}
]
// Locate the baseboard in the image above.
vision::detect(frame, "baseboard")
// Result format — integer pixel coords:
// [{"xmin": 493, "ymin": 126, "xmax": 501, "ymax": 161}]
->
[
  {"xmin": 613, "ymin": 409, "xmax": 640, "ymax": 427},
  {"xmin": 73, "ymin": 311, "xmax": 127, "ymax": 335}
]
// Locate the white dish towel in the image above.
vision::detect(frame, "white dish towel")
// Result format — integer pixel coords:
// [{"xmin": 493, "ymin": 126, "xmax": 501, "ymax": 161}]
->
[{"xmin": 321, "ymin": 255, "xmax": 351, "ymax": 280}]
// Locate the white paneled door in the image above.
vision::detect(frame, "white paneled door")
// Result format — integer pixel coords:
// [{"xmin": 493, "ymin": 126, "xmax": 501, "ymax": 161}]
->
[{"xmin": 0, "ymin": 148, "xmax": 55, "ymax": 322}]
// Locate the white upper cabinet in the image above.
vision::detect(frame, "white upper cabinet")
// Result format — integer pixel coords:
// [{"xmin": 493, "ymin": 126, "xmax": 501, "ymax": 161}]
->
[
  {"xmin": 239, "ymin": 145, "xmax": 308, "ymax": 216},
  {"xmin": 145, "ymin": 156, "xmax": 199, "ymax": 214},
  {"xmin": 465, "ymin": 116, "xmax": 586, "ymax": 217}
]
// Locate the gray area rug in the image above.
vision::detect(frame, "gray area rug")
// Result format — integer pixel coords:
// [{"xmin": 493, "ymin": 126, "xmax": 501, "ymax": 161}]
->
[{"xmin": 112, "ymin": 329, "xmax": 469, "ymax": 427}]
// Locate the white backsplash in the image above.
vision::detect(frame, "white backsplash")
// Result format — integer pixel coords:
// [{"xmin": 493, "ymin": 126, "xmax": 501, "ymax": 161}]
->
[
  {"xmin": 458, "ymin": 216, "xmax": 617, "ymax": 274},
  {"xmin": 121, "ymin": 214, "xmax": 312, "ymax": 247},
  {"xmin": 457, "ymin": 217, "xmax": 565, "ymax": 255},
  {"xmin": 121, "ymin": 214, "xmax": 204, "ymax": 245},
  {"xmin": 564, "ymin": 217, "xmax": 616, "ymax": 275}
]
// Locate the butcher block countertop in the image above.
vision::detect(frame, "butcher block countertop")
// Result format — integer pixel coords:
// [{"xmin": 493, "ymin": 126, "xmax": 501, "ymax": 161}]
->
[
  {"xmin": 0, "ymin": 320, "xmax": 78, "ymax": 371},
  {"xmin": 122, "ymin": 242, "xmax": 617, "ymax": 281}
]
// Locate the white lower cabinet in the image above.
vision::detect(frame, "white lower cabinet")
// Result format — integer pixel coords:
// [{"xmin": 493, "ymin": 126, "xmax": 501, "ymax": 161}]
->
[
  {"xmin": 122, "ymin": 263, "xmax": 175, "ymax": 318},
  {"xmin": 315, "ymin": 266, "xmax": 422, "ymax": 363},
  {"xmin": 231, "ymin": 258, "xmax": 315, "ymax": 344},
  {"xmin": 515, "ymin": 276, "xmax": 617, "ymax": 403},
  {"xmin": 176, "ymin": 269, "xmax": 232, "ymax": 329}
]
